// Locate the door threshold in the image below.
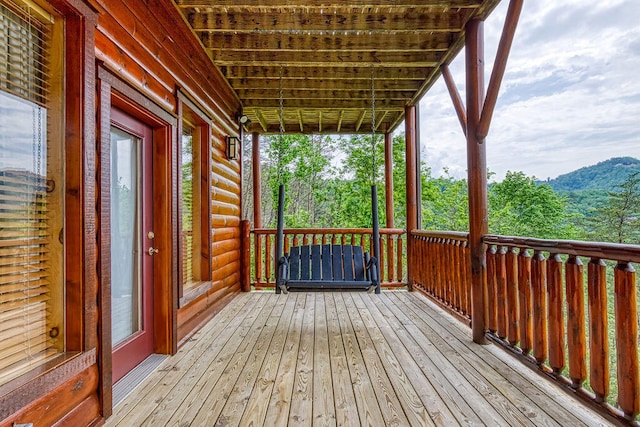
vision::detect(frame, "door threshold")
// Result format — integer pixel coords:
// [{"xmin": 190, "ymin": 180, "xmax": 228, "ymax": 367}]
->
[{"xmin": 113, "ymin": 354, "xmax": 168, "ymax": 407}]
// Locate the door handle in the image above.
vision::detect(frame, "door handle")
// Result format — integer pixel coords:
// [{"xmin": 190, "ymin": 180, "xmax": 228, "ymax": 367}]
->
[{"xmin": 147, "ymin": 247, "xmax": 159, "ymax": 256}]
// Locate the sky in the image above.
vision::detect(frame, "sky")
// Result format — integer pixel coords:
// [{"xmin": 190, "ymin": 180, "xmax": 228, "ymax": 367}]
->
[{"xmin": 418, "ymin": 0, "xmax": 640, "ymax": 182}]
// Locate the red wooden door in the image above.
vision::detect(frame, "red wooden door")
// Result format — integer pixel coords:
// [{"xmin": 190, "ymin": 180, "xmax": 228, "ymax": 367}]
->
[{"xmin": 110, "ymin": 107, "xmax": 155, "ymax": 384}]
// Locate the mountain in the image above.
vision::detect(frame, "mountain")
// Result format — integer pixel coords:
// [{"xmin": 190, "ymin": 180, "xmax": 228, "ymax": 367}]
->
[{"xmin": 544, "ymin": 157, "xmax": 640, "ymax": 192}]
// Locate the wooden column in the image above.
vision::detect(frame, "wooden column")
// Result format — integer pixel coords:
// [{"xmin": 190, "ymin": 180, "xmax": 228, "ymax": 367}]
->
[
  {"xmin": 405, "ymin": 105, "xmax": 417, "ymax": 290},
  {"xmin": 384, "ymin": 132, "xmax": 395, "ymax": 228},
  {"xmin": 465, "ymin": 19, "xmax": 488, "ymax": 344},
  {"xmin": 252, "ymin": 132, "xmax": 262, "ymax": 227}
]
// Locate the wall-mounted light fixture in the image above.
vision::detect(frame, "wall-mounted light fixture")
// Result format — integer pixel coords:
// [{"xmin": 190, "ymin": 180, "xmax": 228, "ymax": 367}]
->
[
  {"xmin": 239, "ymin": 114, "xmax": 250, "ymax": 125},
  {"xmin": 226, "ymin": 136, "xmax": 239, "ymax": 160}
]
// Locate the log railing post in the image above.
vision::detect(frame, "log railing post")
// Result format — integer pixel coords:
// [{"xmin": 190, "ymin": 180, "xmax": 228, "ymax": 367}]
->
[
  {"xmin": 240, "ymin": 220, "xmax": 251, "ymax": 292},
  {"xmin": 531, "ymin": 250, "xmax": 547, "ymax": 365},
  {"xmin": 518, "ymin": 248, "xmax": 532, "ymax": 354},
  {"xmin": 587, "ymin": 258, "xmax": 609, "ymax": 403},
  {"xmin": 465, "ymin": 18, "xmax": 487, "ymax": 344},
  {"xmin": 565, "ymin": 255, "xmax": 586, "ymax": 388},
  {"xmin": 547, "ymin": 253, "xmax": 564, "ymax": 374},
  {"xmin": 505, "ymin": 246, "xmax": 519, "ymax": 346},
  {"xmin": 614, "ymin": 261, "xmax": 639, "ymax": 419}
]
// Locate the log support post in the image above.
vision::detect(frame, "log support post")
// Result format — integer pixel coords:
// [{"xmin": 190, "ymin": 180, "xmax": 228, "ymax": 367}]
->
[
  {"xmin": 240, "ymin": 220, "xmax": 251, "ymax": 292},
  {"xmin": 405, "ymin": 105, "xmax": 418, "ymax": 290},
  {"xmin": 252, "ymin": 132, "xmax": 262, "ymax": 228},
  {"xmin": 384, "ymin": 132, "xmax": 395, "ymax": 228},
  {"xmin": 465, "ymin": 18, "xmax": 488, "ymax": 344}
]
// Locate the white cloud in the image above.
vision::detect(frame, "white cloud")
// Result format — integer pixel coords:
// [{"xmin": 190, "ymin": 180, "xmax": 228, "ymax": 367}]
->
[{"xmin": 419, "ymin": 0, "xmax": 640, "ymax": 181}]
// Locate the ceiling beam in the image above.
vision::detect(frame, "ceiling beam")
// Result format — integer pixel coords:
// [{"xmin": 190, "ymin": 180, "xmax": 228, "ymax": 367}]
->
[
  {"xmin": 236, "ymin": 89, "xmax": 415, "ymax": 100},
  {"xmin": 199, "ymin": 32, "xmax": 453, "ymax": 52},
  {"xmin": 223, "ymin": 66, "xmax": 431, "ymax": 80},
  {"xmin": 210, "ymin": 50, "xmax": 440, "ymax": 67},
  {"xmin": 227, "ymin": 78, "xmax": 422, "ymax": 91},
  {"xmin": 244, "ymin": 99, "xmax": 406, "ymax": 109},
  {"xmin": 176, "ymin": 0, "xmax": 482, "ymax": 8},
  {"xmin": 187, "ymin": 12, "xmax": 464, "ymax": 32}
]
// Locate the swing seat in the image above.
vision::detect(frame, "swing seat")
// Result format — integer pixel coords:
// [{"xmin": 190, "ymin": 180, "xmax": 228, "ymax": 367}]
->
[{"xmin": 276, "ymin": 244, "xmax": 379, "ymax": 294}]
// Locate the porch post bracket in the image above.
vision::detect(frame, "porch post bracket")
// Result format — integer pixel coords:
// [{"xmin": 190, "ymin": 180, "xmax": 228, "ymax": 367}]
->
[
  {"xmin": 477, "ymin": 0, "xmax": 524, "ymax": 140},
  {"xmin": 441, "ymin": 64, "xmax": 467, "ymax": 137}
]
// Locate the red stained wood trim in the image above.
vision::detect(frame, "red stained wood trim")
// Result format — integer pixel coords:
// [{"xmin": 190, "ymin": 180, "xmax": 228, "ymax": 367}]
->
[
  {"xmin": 530, "ymin": 250, "xmax": 547, "ymax": 364},
  {"xmin": 52, "ymin": 393, "xmax": 101, "ymax": 427},
  {"xmin": 587, "ymin": 258, "xmax": 609, "ymax": 402},
  {"xmin": 565, "ymin": 256, "xmax": 587, "ymax": 387},
  {"xmin": 1, "ymin": 364, "xmax": 98, "ymax": 427},
  {"xmin": 478, "ymin": 0, "xmax": 524, "ymax": 139},
  {"xmin": 614, "ymin": 262, "xmax": 639, "ymax": 418}
]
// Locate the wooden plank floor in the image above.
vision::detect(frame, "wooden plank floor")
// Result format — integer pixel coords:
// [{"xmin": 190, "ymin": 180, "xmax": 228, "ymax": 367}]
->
[{"xmin": 106, "ymin": 291, "xmax": 613, "ymax": 426}]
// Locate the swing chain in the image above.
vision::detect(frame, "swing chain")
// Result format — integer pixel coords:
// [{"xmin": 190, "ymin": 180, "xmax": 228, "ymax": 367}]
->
[
  {"xmin": 277, "ymin": 66, "xmax": 284, "ymax": 184},
  {"xmin": 370, "ymin": 66, "xmax": 376, "ymax": 184}
]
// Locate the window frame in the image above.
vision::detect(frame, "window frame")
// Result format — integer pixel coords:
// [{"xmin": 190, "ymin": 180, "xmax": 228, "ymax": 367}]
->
[
  {"xmin": 176, "ymin": 91, "xmax": 212, "ymax": 307},
  {"xmin": 0, "ymin": 0, "xmax": 97, "ymax": 415}
]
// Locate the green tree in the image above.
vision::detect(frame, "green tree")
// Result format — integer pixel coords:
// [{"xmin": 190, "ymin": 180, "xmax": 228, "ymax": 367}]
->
[
  {"xmin": 588, "ymin": 171, "xmax": 640, "ymax": 243},
  {"xmin": 488, "ymin": 171, "xmax": 578, "ymax": 239}
]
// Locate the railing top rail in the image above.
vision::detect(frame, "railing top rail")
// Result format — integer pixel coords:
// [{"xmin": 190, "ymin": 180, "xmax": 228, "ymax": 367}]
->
[
  {"xmin": 483, "ymin": 234, "xmax": 640, "ymax": 263},
  {"xmin": 252, "ymin": 227, "xmax": 405, "ymax": 235},
  {"xmin": 410, "ymin": 229, "xmax": 470, "ymax": 241}
]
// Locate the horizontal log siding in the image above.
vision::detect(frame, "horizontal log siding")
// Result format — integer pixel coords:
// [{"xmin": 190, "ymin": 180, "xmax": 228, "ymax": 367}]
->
[
  {"xmin": 93, "ymin": 0, "xmax": 242, "ymax": 345},
  {"xmin": 177, "ymin": 119, "xmax": 242, "ymax": 343},
  {"xmin": 482, "ymin": 235, "xmax": 640, "ymax": 423},
  {"xmin": 251, "ymin": 228, "xmax": 406, "ymax": 289}
]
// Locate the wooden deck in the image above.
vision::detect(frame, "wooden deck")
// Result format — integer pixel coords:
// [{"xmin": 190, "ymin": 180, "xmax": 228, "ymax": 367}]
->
[{"xmin": 106, "ymin": 291, "xmax": 612, "ymax": 426}]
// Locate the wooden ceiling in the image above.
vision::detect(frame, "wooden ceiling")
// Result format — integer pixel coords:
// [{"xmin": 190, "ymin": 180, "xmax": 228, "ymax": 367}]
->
[{"xmin": 174, "ymin": 0, "xmax": 502, "ymax": 135}]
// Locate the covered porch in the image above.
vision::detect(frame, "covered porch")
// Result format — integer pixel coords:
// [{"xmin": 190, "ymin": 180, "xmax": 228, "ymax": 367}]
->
[{"xmin": 106, "ymin": 291, "xmax": 610, "ymax": 426}]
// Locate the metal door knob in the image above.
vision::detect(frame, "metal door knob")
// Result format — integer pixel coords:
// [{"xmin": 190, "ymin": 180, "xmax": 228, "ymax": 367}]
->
[{"xmin": 147, "ymin": 247, "xmax": 159, "ymax": 256}]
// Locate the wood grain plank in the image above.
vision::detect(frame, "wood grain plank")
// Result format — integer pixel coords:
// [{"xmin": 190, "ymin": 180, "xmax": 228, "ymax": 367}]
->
[
  {"xmin": 332, "ymin": 293, "xmax": 386, "ymax": 426},
  {"xmin": 188, "ymin": 295, "xmax": 286, "ymax": 425},
  {"xmin": 239, "ymin": 293, "xmax": 301, "ymax": 426},
  {"xmin": 263, "ymin": 294, "xmax": 306, "ymax": 426},
  {"xmin": 340, "ymin": 293, "xmax": 410, "ymax": 426},
  {"xmin": 217, "ymin": 294, "xmax": 298, "ymax": 425},
  {"xmin": 395, "ymin": 292, "xmax": 608, "ymax": 427},
  {"xmin": 324, "ymin": 293, "xmax": 360, "ymax": 426},
  {"xmin": 313, "ymin": 294, "xmax": 336, "ymax": 426},
  {"xmin": 151, "ymin": 294, "xmax": 278, "ymax": 426},
  {"xmin": 106, "ymin": 293, "xmax": 255, "ymax": 425},
  {"xmin": 349, "ymin": 293, "xmax": 435, "ymax": 426},
  {"xmin": 288, "ymin": 293, "xmax": 315, "ymax": 425}
]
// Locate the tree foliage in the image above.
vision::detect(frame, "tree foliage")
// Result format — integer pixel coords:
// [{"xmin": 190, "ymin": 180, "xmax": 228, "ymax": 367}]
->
[
  {"xmin": 247, "ymin": 133, "xmax": 633, "ymax": 244},
  {"xmin": 587, "ymin": 171, "xmax": 640, "ymax": 243}
]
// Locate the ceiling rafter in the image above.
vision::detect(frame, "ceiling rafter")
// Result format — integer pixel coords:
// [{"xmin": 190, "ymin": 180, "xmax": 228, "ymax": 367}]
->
[{"xmin": 174, "ymin": 0, "xmax": 500, "ymax": 135}]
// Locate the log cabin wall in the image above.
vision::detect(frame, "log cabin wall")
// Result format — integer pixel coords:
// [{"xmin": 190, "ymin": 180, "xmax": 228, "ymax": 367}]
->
[
  {"xmin": 0, "ymin": 0, "xmax": 242, "ymax": 425},
  {"xmin": 90, "ymin": 0, "xmax": 243, "ymax": 345}
]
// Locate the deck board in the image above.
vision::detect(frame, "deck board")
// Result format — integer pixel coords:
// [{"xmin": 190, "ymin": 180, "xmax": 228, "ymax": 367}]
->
[{"xmin": 107, "ymin": 291, "xmax": 613, "ymax": 427}]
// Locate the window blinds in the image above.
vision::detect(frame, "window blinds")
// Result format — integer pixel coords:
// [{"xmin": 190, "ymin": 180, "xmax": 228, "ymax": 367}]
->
[{"xmin": 0, "ymin": 0, "xmax": 58, "ymax": 386}]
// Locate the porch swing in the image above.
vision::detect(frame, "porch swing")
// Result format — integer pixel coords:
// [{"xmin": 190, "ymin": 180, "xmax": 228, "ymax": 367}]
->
[{"xmin": 275, "ymin": 67, "xmax": 381, "ymax": 294}]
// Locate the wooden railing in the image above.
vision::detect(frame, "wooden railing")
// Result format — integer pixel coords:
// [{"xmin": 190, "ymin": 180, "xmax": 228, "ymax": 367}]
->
[
  {"xmin": 251, "ymin": 228, "xmax": 406, "ymax": 289},
  {"xmin": 408, "ymin": 230, "xmax": 640, "ymax": 422},
  {"xmin": 483, "ymin": 235, "xmax": 640, "ymax": 422},
  {"xmin": 409, "ymin": 230, "xmax": 471, "ymax": 322}
]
